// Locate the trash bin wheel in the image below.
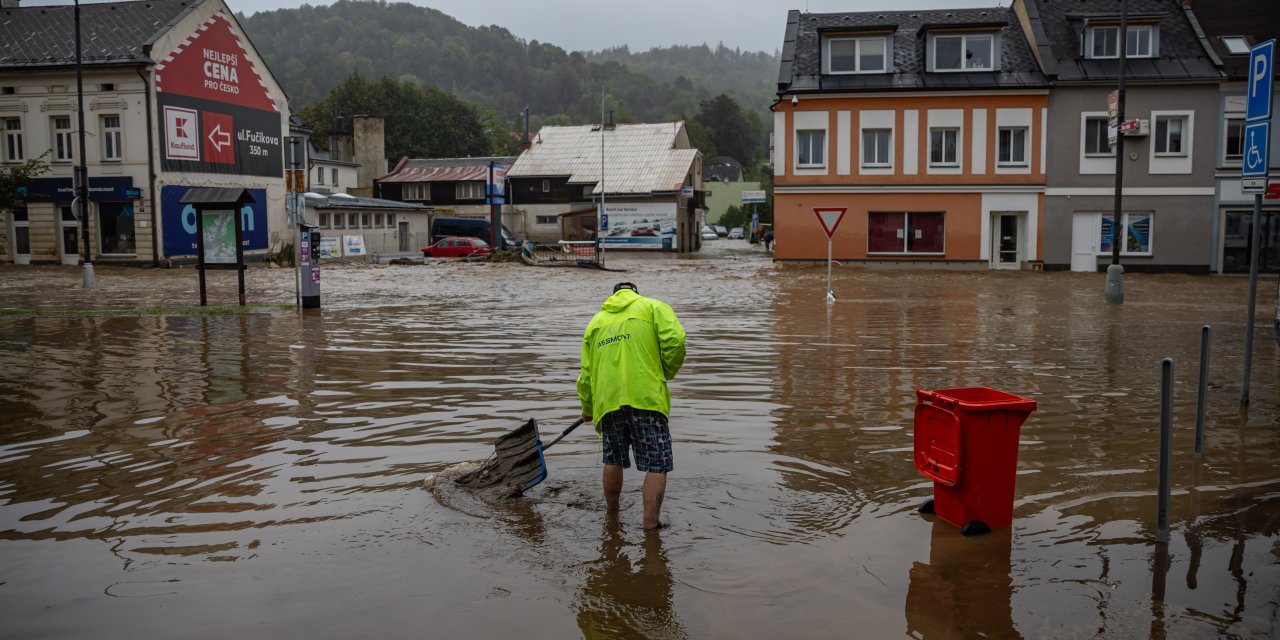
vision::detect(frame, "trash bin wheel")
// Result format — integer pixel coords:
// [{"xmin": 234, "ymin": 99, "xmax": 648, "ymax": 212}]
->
[
  {"xmin": 918, "ymin": 498, "xmax": 935, "ymax": 515},
  {"xmin": 961, "ymin": 520, "xmax": 991, "ymax": 536}
]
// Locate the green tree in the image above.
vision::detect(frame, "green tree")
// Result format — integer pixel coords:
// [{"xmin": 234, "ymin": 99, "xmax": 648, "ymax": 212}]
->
[
  {"xmin": 0, "ymin": 153, "xmax": 51, "ymax": 212},
  {"xmin": 695, "ymin": 94, "xmax": 760, "ymax": 166},
  {"xmin": 298, "ymin": 73, "xmax": 491, "ymax": 158}
]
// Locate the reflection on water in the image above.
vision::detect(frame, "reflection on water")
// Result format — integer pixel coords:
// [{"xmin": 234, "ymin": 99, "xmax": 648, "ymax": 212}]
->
[{"xmin": 0, "ymin": 258, "xmax": 1277, "ymax": 639}]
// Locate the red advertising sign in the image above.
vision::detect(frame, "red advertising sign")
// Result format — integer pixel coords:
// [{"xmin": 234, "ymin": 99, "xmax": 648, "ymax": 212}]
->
[
  {"xmin": 155, "ymin": 10, "xmax": 282, "ymax": 177},
  {"xmin": 813, "ymin": 207, "xmax": 847, "ymax": 239},
  {"xmin": 156, "ymin": 12, "xmax": 277, "ymax": 112}
]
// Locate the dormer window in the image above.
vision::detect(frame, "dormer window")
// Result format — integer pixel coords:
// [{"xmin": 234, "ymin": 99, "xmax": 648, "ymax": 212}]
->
[
  {"xmin": 824, "ymin": 36, "xmax": 888, "ymax": 74},
  {"xmin": 930, "ymin": 33, "xmax": 995, "ymax": 72},
  {"xmin": 1221, "ymin": 36, "xmax": 1250, "ymax": 55},
  {"xmin": 1087, "ymin": 24, "xmax": 1156, "ymax": 59}
]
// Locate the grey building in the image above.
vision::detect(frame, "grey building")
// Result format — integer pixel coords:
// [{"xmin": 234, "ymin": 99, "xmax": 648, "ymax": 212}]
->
[
  {"xmin": 1018, "ymin": 0, "xmax": 1221, "ymax": 272},
  {"xmin": 1190, "ymin": 0, "xmax": 1280, "ymax": 274}
]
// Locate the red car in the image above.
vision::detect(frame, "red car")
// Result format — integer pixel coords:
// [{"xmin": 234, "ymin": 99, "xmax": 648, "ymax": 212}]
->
[{"xmin": 421, "ymin": 236, "xmax": 491, "ymax": 258}]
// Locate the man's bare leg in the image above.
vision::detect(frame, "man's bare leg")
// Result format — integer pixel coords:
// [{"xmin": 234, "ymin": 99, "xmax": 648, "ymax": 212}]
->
[
  {"xmin": 642, "ymin": 471, "xmax": 667, "ymax": 529},
  {"xmin": 603, "ymin": 464, "xmax": 623, "ymax": 513}
]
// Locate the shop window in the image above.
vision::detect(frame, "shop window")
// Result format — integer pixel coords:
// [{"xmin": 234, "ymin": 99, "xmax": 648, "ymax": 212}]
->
[
  {"xmin": 1222, "ymin": 210, "xmax": 1280, "ymax": 274},
  {"xmin": 11, "ymin": 208, "xmax": 29, "ymax": 256},
  {"xmin": 1099, "ymin": 213, "xmax": 1153, "ymax": 256},
  {"xmin": 97, "ymin": 202, "xmax": 136, "ymax": 255},
  {"xmin": 101, "ymin": 115, "xmax": 122, "ymax": 161},
  {"xmin": 2, "ymin": 117, "xmax": 23, "ymax": 162},
  {"xmin": 868, "ymin": 212, "xmax": 945, "ymax": 254}
]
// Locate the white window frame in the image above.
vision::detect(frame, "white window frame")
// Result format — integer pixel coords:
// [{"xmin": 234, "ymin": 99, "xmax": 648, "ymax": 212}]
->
[
  {"xmin": 1221, "ymin": 36, "xmax": 1250, "ymax": 56},
  {"xmin": 796, "ymin": 129, "xmax": 826, "ymax": 168},
  {"xmin": 2, "ymin": 117, "xmax": 23, "ymax": 163},
  {"xmin": 1223, "ymin": 116, "xmax": 1245, "ymax": 164},
  {"xmin": 1097, "ymin": 212, "xmax": 1154, "ymax": 257},
  {"xmin": 535, "ymin": 215, "xmax": 558, "ymax": 225},
  {"xmin": 1153, "ymin": 114, "xmax": 1187, "ymax": 156},
  {"xmin": 542, "ymin": 179, "xmax": 551, "ymax": 193},
  {"xmin": 930, "ymin": 33, "xmax": 995, "ymax": 72},
  {"xmin": 1083, "ymin": 115, "xmax": 1114, "ymax": 157},
  {"xmin": 403, "ymin": 183, "xmax": 430, "ymax": 201},
  {"xmin": 331, "ymin": 212, "xmax": 343, "ymax": 229},
  {"xmin": 861, "ymin": 128, "xmax": 892, "ymax": 167},
  {"xmin": 316, "ymin": 167, "xmax": 324, "ymax": 185},
  {"xmin": 929, "ymin": 127, "xmax": 959, "ymax": 166},
  {"xmin": 318, "ymin": 212, "xmax": 329, "ymax": 228},
  {"xmin": 347, "ymin": 213, "xmax": 359, "ymax": 229},
  {"xmin": 456, "ymin": 181, "xmax": 485, "ymax": 200},
  {"xmin": 331, "ymin": 168, "xmax": 338, "ymax": 186},
  {"xmin": 100, "ymin": 114, "xmax": 122, "ymax": 162},
  {"xmin": 51, "ymin": 115, "xmax": 73, "ymax": 162},
  {"xmin": 825, "ymin": 36, "xmax": 888, "ymax": 74},
  {"xmin": 1088, "ymin": 24, "xmax": 1155, "ymax": 59},
  {"xmin": 997, "ymin": 126, "xmax": 1029, "ymax": 166}
]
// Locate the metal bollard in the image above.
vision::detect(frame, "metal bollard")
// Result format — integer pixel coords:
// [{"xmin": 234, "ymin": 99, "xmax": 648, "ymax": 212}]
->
[
  {"xmin": 1194, "ymin": 325, "xmax": 1210, "ymax": 459},
  {"xmin": 1156, "ymin": 358, "xmax": 1173, "ymax": 544}
]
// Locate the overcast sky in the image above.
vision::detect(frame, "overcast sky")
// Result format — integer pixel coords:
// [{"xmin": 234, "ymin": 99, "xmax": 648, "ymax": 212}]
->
[{"xmin": 28, "ymin": 0, "xmax": 999, "ymax": 53}]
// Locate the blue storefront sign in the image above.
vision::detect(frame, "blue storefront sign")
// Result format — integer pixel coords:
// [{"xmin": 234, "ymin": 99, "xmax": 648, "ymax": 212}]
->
[
  {"xmin": 21, "ymin": 176, "xmax": 134, "ymax": 202},
  {"xmin": 161, "ymin": 185, "xmax": 267, "ymax": 257}
]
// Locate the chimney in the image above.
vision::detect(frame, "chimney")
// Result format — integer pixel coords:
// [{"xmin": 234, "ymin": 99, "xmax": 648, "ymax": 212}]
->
[
  {"xmin": 603, "ymin": 109, "xmax": 616, "ymax": 131},
  {"xmin": 329, "ymin": 116, "xmax": 353, "ymax": 163},
  {"xmin": 352, "ymin": 115, "xmax": 385, "ymax": 196}
]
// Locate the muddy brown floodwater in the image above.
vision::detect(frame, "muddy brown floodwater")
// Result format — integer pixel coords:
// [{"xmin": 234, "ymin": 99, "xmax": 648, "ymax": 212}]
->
[{"xmin": 1, "ymin": 243, "xmax": 1278, "ymax": 639}]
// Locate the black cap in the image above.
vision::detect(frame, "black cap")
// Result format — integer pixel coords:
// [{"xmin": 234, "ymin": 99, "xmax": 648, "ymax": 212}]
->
[{"xmin": 613, "ymin": 282, "xmax": 638, "ymax": 294}]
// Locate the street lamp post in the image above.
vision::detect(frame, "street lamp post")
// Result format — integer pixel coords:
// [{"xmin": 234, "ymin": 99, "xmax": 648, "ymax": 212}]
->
[
  {"xmin": 1104, "ymin": 0, "xmax": 1128, "ymax": 304},
  {"xmin": 74, "ymin": 0, "xmax": 95, "ymax": 288}
]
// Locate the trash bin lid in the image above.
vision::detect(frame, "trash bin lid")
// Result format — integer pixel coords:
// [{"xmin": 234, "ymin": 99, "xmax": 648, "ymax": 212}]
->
[
  {"xmin": 914, "ymin": 401, "xmax": 960, "ymax": 486},
  {"xmin": 930, "ymin": 387, "xmax": 1037, "ymax": 413}
]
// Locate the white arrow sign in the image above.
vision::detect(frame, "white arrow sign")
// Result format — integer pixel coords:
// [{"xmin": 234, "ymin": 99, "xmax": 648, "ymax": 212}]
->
[{"xmin": 207, "ymin": 122, "xmax": 232, "ymax": 152}]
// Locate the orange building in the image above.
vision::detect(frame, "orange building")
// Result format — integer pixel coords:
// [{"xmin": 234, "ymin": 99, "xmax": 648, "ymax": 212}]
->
[{"xmin": 773, "ymin": 8, "xmax": 1048, "ymax": 269}]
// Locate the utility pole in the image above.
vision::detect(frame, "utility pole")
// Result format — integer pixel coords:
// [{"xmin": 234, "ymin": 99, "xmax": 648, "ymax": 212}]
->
[
  {"xmin": 1104, "ymin": 0, "xmax": 1128, "ymax": 304},
  {"xmin": 75, "ymin": 0, "xmax": 94, "ymax": 288},
  {"xmin": 598, "ymin": 91, "xmax": 606, "ymax": 266}
]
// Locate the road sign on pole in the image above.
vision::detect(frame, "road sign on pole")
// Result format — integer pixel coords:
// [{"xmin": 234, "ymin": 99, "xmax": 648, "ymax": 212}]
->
[
  {"xmin": 1242, "ymin": 122, "xmax": 1270, "ymax": 189},
  {"xmin": 1246, "ymin": 40, "xmax": 1275, "ymax": 123},
  {"xmin": 813, "ymin": 207, "xmax": 846, "ymax": 239}
]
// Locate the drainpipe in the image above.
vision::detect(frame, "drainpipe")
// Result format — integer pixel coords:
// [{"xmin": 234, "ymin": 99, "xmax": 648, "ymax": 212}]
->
[{"xmin": 136, "ymin": 63, "xmax": 159, "ymax": 267}]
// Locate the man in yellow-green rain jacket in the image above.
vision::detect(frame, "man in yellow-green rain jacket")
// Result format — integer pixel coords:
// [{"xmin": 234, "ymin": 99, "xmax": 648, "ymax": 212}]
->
[{"xmin": 578, "ymin": 282, "xmax": 686, "ymax": 530}]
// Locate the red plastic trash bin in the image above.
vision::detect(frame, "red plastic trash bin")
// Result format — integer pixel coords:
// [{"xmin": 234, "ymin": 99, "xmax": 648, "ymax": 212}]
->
[{"xmin": 913, "ymin": 387, "xmax": 1037, "ymax": 536}]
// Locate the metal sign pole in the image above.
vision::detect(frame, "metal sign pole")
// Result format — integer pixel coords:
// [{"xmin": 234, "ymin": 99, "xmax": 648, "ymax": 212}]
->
[
  {"xmin": 826, "ymin": 236, "xmax": 834, "ymax": 303},
  {"xmin": 1242, "ymin": 192, "xmax": 1263, "ymax": 404}
]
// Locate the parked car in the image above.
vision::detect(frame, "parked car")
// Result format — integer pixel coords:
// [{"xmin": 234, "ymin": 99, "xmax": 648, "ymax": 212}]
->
[
  {"xmin": 714, "ymin": 225, "xmax": 728, "ymax": 237},
  {"xmin": 701, "ymin": 225, "xmax": 719, "ymax": 240},
  {"xmin": 430, "ymin": 217, "xmax": 519, "ymax": 250},
  {"xmin": 422, "ymin": 236, "xmax": 491, "ymax": 258},
  {"xmin": 728, "ymin": 227, "xmax": 745, "ymax": 239}
]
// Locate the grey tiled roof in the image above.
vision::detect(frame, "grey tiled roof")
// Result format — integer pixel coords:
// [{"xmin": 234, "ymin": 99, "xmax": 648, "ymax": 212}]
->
[
  {"xmin": 779, "ymin": 6, "xmax": 1048, "ymax": 94},
  {"xmin": 0, "ymin": 0, "xmax": 198, "ymax": 69},
  {"xmin": 1188, "ymin": 0, "xmax": 1277, "ymax": 79},
  {"xmin": 1024, "ymin": 0, "xmax": 1219, "ymax": 82}
]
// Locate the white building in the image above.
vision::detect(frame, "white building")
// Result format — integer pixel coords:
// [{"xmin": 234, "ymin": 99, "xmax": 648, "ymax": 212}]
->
[{"xmin": 0, "ymin": 0, "xmax": 289, "ymax": 266}]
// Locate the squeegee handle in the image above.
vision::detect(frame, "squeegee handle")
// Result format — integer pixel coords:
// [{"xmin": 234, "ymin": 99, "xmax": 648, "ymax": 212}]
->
[{"xmin": 542, "ymin": 418, "xmax": 586, "ymax": 451}]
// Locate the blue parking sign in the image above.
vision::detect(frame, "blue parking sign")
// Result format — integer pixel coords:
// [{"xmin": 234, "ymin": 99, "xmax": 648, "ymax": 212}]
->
[{"xmin": 1246, "ymin": 40, "xmax": 1274, "ymax": 123}]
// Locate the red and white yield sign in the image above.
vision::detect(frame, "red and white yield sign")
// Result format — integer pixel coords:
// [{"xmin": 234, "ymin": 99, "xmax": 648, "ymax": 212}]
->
[{"xmin": 813, "ymin": 207, "xmax": 847, "ymax": 239}]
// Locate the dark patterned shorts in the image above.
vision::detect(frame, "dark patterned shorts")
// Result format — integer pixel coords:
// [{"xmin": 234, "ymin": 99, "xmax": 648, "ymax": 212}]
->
[{"xmin": 599, "ymin": 406, "xmax": 673, "ymax": 473}]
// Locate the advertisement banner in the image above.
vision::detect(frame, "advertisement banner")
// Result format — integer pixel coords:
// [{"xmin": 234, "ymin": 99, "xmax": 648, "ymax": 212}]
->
[
  {"xmin": 342, "ymin": 235, "xmax": 366, "ymax": 257},
  {"xmin": 600, "ymin": 202, "xmax": 677, "ymax": 249},
  {"xmin": 155, "ymin": 11, "xmax": 282, "ymax": 177},
  {"xmin": 161, "ymin": 185, "xmax": 266, "ymax": 257},
  {"xmin": 318, "ymin": 236, "xmax": 339, "ymax": 258},
  {"xmin": 21, "ymin": 176, "xmax": 135, "ymax": 203}
]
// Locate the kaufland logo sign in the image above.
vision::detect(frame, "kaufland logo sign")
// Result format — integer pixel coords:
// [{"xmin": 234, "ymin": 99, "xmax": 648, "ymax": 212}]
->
[{"xmin": 164, "ymin": 106, "xmax": 199, "ymax": 160}]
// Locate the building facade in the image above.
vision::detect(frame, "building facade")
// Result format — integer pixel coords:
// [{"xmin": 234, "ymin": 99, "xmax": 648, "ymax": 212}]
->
[
  {"xmin": 1, "ymin": 0, "xmax": 289, "ymax": 267},
  {"xmin": 1019, "ymin": 0, "xmax": 1222, "ymax": 273},
  {"xmin": 773, "ymin": 8, "xmax": 1049, "ymax": 269},
  {"xmin": 374, "ymin": 155, "xmax": 521, "ymax": 240}
]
